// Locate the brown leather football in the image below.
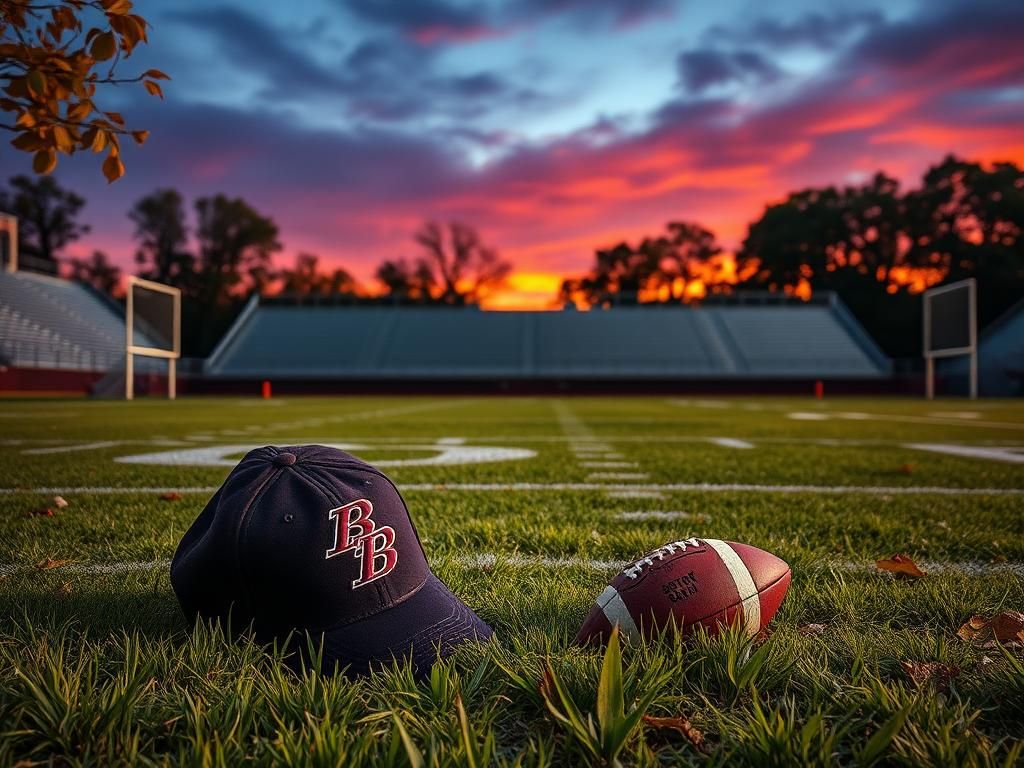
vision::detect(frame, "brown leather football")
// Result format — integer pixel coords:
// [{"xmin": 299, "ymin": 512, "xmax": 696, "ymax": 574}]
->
[{"xmin": 575, "ymin": 538, "xmax": 790, "ymax": 644}]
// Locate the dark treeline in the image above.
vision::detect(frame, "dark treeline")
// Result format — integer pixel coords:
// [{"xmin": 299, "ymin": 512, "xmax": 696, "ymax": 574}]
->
[
  {"xmin": 561, "ymin": 156, "xmax": 1024, "ymax": 357},
  {"xmin": 2, "ymin": 154, "xmax": 1021, "ymax": 358},
  {"xmin": 0, "ymin": 178, "xmax": 511, "ymax": 356}
]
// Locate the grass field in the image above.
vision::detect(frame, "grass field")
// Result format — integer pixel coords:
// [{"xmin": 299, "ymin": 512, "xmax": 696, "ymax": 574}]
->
[{"xmin": 1, "ymin": 395, "xmax": 1023, "ymax": 766}]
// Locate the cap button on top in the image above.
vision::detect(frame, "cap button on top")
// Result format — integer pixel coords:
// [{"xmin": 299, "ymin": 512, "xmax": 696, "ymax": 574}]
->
[{"xmin": 273, "ymin": 452, "xmax": 297, "ymax": 467}]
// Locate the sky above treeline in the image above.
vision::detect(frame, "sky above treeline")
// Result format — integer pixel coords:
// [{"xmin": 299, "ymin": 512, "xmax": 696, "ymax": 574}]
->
[{"xmin": 3, "ymin": 0, "xmax": 1022, "ymax": 307}]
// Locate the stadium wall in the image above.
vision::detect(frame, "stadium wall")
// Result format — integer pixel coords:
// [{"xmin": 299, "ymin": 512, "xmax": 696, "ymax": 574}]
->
[{"xmin": 193, "ymin": 292, "xmax": 897, "ymax": 394}]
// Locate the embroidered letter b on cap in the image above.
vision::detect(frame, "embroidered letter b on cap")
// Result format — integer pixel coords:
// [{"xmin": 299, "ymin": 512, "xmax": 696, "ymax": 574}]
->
[{"xmin": 170, "ymin": 445, "xmax": 492, "ymax": 677}]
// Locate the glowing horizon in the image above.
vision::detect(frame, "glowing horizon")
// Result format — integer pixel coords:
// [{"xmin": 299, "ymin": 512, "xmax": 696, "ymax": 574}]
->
[{"xmin": 1, "ymin": 0, "xmax": 1021, "ymax": 309}]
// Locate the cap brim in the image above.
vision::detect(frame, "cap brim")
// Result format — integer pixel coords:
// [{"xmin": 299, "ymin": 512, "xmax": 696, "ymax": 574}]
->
[{"xmin": 309, "ymin": 574, "xmax": 492, "ymax": 678}]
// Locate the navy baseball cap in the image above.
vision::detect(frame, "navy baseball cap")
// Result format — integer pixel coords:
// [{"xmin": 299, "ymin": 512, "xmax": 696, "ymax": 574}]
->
[{"xmin": 170, "ymin": 444, "xmax": 492, "ymax": 677}]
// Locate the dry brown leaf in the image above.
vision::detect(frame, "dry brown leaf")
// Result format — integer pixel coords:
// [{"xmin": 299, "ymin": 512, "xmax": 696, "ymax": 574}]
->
[
  {"xmin": 876, "ymin": 553, "xmax": 926, "ymax": 578},
  {"xmin": 159, "ymin": 492, "xmax": 182, "ymax": 501},
  {"xmin": 643, "ymin": 714, "xmax": 708, "ymax": 754},
  {"xmin": 898, "ymin": 463, "xmax": 914, "ymax": 475},
  {"xmin": 26, "ymin": 507, "xmax": 55, "ymax": 518},
  {"xmin": 957, "ymin": 615, "xmax": 989, "ymax": 643},
  {"xmin": 798, "ymin": 623, "xmax": 827, "ymax": 637},
  {"xmin": 901, "ymin": 661, "xmax": 960, "ymax": 693},
  {"xmin": 960, "ymin": 611, "xmax": 1024, "ymax": 647},
  {"xmin": 53, "ymin": 495, "xmax": 69, "ymax": 509},
  {"xmin": 36, "ymin": 557, "xmax": 71, "ymax": 570},
  {"xmin": 56, "ymin": 581, "xmax": 72, "ymax": 596},
  {"xmin": 990, "ymin": 611, "xmax": 1024, "ymax": 643}
]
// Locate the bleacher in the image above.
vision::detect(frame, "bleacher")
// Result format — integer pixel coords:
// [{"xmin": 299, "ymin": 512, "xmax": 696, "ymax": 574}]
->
[
  {"xmin": 205, "ymin": 293, "xmax": 890, "ymax": 381},
  {"xmin": 0, "ymin": 270, "xmax": 126, "ymax": 370}
]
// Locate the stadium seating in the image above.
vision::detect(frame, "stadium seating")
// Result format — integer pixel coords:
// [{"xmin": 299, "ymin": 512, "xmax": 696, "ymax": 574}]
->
[
  {"xmin": 941, "ymin": 298, "xmax": 1024, "ymax": 396},
  {"xmin": 205, "ymin": 294, "xmax": 890, "ymax": 380},
  {"xmin": 0, "ymin": 270, "xmax": 126, "ymax": 370}
]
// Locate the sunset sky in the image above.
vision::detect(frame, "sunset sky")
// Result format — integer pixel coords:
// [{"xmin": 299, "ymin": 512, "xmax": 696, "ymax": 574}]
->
[{"xmin": 2, "ymin": 0, "xmax": 1022, "ymax": 308}]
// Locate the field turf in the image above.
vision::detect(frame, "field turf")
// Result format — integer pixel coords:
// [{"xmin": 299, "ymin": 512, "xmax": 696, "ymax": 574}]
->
[{"xmin": 0, "ymin": 395, "xmax": 1022, "ymax": 766}]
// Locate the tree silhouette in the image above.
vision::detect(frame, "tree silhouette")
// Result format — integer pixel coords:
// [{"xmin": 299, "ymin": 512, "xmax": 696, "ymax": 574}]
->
[
  {"xmin": 376, "ymin": 222, "xmax": 511, "ymax": 305},
  {"xmin": 193, "ymin": 194, "xmax": 281, "ymax": 306},
  {"xmin": 129, "ymin": 188, "xmax": 193, "ymax": 287},
  {"xmin": 561, "ymin": 221, "xmax": 727, "ymax": 307},
  {"xmin": 68, "ymin": 250, "xmax": 121, "ymax": 296},
  {"xmin": 738, "ymin": 157, "xmax": 1024, "ymax": 355},
  {"xmin": 190, "ymin": 194, "xmax": 280, "ymax": 353},
  {"xmin": 278, "ymin": 253, "xmax": 358, "ymax": 296},
  {"xmin": 0, "ymin": 174, "xmax": 89, "ymax": 271}
]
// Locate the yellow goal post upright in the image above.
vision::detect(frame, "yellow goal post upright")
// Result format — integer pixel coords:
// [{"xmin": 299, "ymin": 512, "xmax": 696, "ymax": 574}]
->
[
  {"xmin": 0, "ymin": 212, "xmax": 17, "ymax": 271},
  {"xmin": 125, "ymin": 275, "xmax": 181, "ymax": 400}
]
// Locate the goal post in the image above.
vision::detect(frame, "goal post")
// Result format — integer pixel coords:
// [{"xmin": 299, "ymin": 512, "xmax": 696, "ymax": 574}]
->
[
  {"xmin": 923, "ymin": 278, "xmax": 977, "ymax": 400},
  {"xmin": 0, "ymin": 212, "xmax": 17, "ymax": 272},
  {"xmin": 125, "ymin": 275, "xmax": 181, "ymax": 400}
]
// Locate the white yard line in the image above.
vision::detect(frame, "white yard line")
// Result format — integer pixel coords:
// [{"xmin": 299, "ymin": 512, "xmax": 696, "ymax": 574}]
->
[
  {"xmin": 709, "ymin": 438, "xmax": 755, "ymax": 449},
  {"xmin": 23, "ymin": 441, "xmax": 126, "ymax": 455},
  {"xmin": 905, "ymin": 443, "xmax": 1024, "ymax": 465},
  {"xmin": 210, "ymin": 400, "xmax": 474, "ymax": 438},
  {"xmin": 787, "ymin": 411, "xmax": 1024, "ymax": 431},
  {"xmin": 4, "ymin": 556, "xmax": 1022, "ymax": 578},
  {"xmin": 788, "ymin": 412, "xmax": 830, "ymax": 421},
  {"xmin": 3, "ymin": 482, "xmax": 1024, "ymax": 496},
  {"xmin": 606, "ymin": 490, "xmax": 666, "ymax": 499},
  {"xmin": 579, "ymin": 461, "xmax": 639, "ymax": 468},
  {"xmin": 617, "ymin": 511, "xmax": 699, "ymax": 521}
]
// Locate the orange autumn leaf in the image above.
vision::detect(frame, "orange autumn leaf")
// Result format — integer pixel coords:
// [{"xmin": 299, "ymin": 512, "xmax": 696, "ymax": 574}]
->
[
  {"xmin": 990, "ymin": 611, "xmax": 1024, "ymax": 643},
  {"xmin": 876, "ymin": 553, "xmax": 926, "ymax": 578},
  {"xmin": 159, "ymin": 492, "xmax": 182, "ymax": 501},
  {"xmin": 959, "ymin": 611, "xmax": 1024, "ymax": 646},
  {"xmin": 957, "ymin": 615, "xmax": 988, "ymax": 643}
]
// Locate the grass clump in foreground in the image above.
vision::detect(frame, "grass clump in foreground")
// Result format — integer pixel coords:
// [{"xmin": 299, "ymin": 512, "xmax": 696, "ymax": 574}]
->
[{"xmin": 1, "ymin": 608, "xmax": 1022, "ymax": 766}]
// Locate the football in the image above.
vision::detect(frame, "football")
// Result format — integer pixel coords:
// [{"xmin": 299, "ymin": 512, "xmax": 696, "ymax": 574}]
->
[{"xmin": 575, "ymin": 538, "xmax": 791, "ymax": 644}]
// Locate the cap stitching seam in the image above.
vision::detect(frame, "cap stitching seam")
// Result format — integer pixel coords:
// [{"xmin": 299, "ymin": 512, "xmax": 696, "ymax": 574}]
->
[{"xmin": 236, "ymin": 465, "xmax": 284, "ymax": 617}]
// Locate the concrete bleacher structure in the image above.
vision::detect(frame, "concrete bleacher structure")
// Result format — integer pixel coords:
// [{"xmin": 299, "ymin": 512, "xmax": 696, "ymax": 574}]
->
[
  {"xmin": 0, "ymin": 269, "xmax": 126, "ymax": 370},
  {"xmin": 204, "ymin": 292, "xmax": 891, "ymax": 384},
  {"xmin": 940, "ymin": 298, "xmax": 1024, "ymax": 396}
]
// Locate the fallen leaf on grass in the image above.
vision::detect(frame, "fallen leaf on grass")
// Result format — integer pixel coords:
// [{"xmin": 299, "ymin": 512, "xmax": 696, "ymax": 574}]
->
[
  {"xmin": 898, "ymin": 463, "xmax": 914, "ymax": 475},
  {"xmin": 991, "ymin": 612, "xmax": 1024, "ymax": 643},
  {"xmin": 643, "ymin": 714, "xmax": 708, "ymax": 754},
  {"xmin": 55, "ymin": 581, "xmax": 72, "ymax": 596},
  {"xmin": 958, "ymin": 612, "xmax": 1024, "ymax": 647},
  {"xmin": 159, "ymin": 492, "xmax": 182, "ymax": 501},
  {"xmin": 36, "ymin": 557, "xmax": 71, "ymax": 570},
  {"xmin": 876, "ymin": 554, "xmax": 926, "ymax": 579},
  {"xmin": 26, "ymin": 507, "xmax": 55, "ymax": 518},
  {"xmin": 798, "ymin": 623, "xmax": 827, "ymax": 637},
  {"xmin": 53, "ymin": 495, "xmax": 68, "ymax": 509},
  {"xmin": 900, "ymin": 661, "xmax": 960, "ymax": 693}
]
